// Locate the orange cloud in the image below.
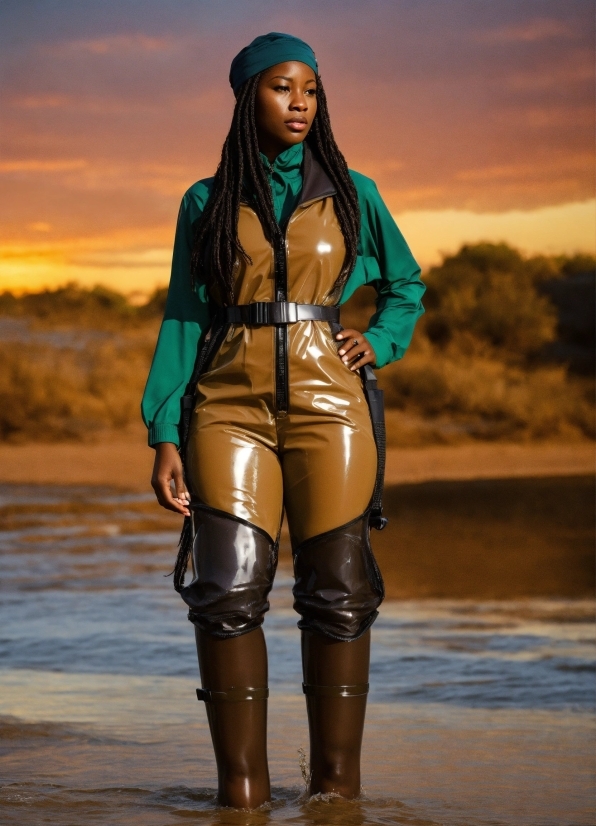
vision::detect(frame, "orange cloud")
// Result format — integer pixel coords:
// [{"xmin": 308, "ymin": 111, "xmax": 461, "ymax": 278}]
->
[
  {"xmin": 59, "ymin": 34, "xmax": 176, "ymax": 55},
  {"xmin": 454, "ymin": 153, "xmax": 593, "ymax": 183},
  {"xmin": 15, "ymin": 94, "xmax": 71, "ymax": 109},
  {"xmin": 0, "ymin": 159, "xmax": 88, "ymax": 172},
  {"xmin": 27, "ymin": 223, "xmax": 51, "ymax": 233}
]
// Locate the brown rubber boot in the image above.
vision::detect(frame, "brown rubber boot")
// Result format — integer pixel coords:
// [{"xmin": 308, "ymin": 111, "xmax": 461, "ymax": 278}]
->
[
  {"xmin": 301, "ymin": 628, "xmax": 371, "ymax": 798},
  {"xmin": 195, "ymin": 627, "xmax": 271, "ymax": 808}
]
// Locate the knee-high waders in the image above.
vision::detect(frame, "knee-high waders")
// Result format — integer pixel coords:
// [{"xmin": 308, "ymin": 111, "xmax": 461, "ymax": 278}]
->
[{"xmin": 173, "ymin": 146, "xmax": 386, "ymax": 802}]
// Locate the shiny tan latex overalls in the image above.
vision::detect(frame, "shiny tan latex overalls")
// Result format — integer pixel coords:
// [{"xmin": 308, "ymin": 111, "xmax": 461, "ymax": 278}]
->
[
  {"xmin": 182, "ymin": 147, "xmax": 385, "ymax": 805},
  {"xmin": 181, "ymin": 149, "xmax": 384, "ymax": 643}
]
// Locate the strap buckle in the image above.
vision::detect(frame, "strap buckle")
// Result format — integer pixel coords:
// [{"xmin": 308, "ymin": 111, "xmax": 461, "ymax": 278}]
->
[
  {"xmin": 248, "ymin": 303, "xmax": 265, "ymax": 325},
  {"xmin": 244, "ymin": 302, "xmax": 298, "ymax": 324},
  {"xmin": 271, "ymin": 301, "xmax": 298, "ymax": 324},
  {"xmin": 369, "ymin": 509, "xmax": 388, "ymax": 531},
  {"xmin": 226, "ymin": 302, "xmax": 339, "ymax": 325}
]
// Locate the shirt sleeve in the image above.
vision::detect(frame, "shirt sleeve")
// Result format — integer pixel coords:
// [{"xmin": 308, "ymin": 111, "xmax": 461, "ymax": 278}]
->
[
  {"xmin": 140, "ymin": 184, "xmax": 213, "ymax": 447},
  {"xmin": 352, "ymin": 173, "xmax": 425, "ymax": 368}
]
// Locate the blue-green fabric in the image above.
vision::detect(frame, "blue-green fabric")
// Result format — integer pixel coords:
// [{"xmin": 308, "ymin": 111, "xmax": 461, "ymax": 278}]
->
[
  {"xmin": 229, "ymin": 32, "xmax": 318, "ymax": 93},
  {"xmin": 141, "ymin": 157, "xmax": 425, "ymax": 447},
  {"xmin": 259, "ymin": 142, "xmax": 304, "ymax": 224}
]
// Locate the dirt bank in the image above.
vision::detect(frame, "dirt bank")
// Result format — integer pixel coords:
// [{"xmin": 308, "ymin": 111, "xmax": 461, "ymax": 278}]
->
[{"xmin": 0, "ymin": 430, "xmax": 592, "ymax": 490}]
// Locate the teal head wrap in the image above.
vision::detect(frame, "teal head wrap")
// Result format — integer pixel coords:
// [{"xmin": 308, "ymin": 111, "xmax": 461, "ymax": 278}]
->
[{"xmin": 229, "ymin": 32, "xmax": 318, "ymax": 94}]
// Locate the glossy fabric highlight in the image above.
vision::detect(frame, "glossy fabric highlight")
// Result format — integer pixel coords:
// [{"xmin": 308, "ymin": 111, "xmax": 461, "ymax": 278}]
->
[
  {"xmin": 301, "ymin": 629, "xmax": 371, "ymax": 797},
  {"xmin": 195, "ymin": 627, "xmax": 271, "ymax": 807},
  {"xmin": 182, "ymin": 506, "xmax": 278, "ymax": 638},
  {"xmin": 293, "ymin": 514, "xmax": 385, "ymax": 641},
  {"xmin": 186, "ymin": 192, "xmax": 377, "ymax": 544}
]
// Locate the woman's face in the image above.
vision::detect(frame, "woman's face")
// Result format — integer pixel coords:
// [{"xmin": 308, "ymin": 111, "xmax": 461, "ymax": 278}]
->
[{"xmin": 255, "ymin": 61, "xmax": 317, "ymax": 161}]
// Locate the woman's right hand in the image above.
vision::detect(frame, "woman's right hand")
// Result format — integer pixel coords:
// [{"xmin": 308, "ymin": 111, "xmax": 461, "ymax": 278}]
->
[{"xmin": 151, "ymin": 442, "xmax": 191, "ymax": 516}]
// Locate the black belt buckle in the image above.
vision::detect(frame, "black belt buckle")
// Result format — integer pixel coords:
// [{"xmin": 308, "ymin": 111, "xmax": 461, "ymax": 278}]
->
[
  {"xmin": 247, "ymin": 302, "xmax": 266, "ymax": 324},
  {"xmin": 271, "ymin": 302, "xmax": 298, "ymax": 324},
  {"xmin": 226, "ymin": 302, "xmax": 339, "ymax": 325}
]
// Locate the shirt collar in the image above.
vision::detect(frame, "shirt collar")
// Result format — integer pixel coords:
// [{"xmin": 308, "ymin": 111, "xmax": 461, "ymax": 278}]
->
[{"xmin": 260, "ymin": 142, "xmax": 304, "ymax": 178}]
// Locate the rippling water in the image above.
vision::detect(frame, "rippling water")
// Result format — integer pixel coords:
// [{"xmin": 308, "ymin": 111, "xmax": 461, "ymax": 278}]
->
[{"xmin": 0, "ymin": 483, "xmax": 594, "ymax": 825}]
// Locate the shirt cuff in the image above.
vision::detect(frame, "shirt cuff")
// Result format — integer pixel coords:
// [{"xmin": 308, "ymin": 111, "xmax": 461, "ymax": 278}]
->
[
  {"xmin": 363, "ymin": 328, "xmax": 403, "ymax": 369},
  {"xmin": 148, "ymin": 423, "xmax": 180, "ymax": 447}
]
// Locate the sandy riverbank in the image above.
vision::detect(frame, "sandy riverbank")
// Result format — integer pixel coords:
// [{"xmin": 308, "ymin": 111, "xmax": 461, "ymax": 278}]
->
[{"xmin": 0, "ymin": 429, "xmax": 592, "ymax": 489}]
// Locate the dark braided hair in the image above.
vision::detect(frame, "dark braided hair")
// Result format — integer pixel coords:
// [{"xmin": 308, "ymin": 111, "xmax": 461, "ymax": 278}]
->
[{"xmin": 190, "ymin": 73, "xmax": 360, "ymax": 303}]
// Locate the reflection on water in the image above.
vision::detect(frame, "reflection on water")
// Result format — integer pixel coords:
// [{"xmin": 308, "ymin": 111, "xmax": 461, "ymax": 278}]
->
[
  {"xmin": 0, "ymin": 484, "xmax": 594, "ymax": 825},
  {"xmin": 375, "ymin": 475, "xmax": 595, "ymax": 599}
]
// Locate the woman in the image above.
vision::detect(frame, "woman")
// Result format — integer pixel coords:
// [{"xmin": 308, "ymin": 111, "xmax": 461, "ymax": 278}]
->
[{"xmin": 142, "ymin": 32, "xmax": 424, "ymax": 808}]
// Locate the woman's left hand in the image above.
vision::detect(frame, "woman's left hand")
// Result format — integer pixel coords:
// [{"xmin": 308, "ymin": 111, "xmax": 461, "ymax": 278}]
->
[{"xmin": 335, "ymin": 329, "xmax": 376, "ymax": 371}]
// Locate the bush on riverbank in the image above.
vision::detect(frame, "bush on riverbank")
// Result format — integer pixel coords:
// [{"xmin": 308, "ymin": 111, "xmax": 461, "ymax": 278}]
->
[
  {"xmin": 341, "ymin": 243, "xmax": 594, "ymax": 444},
  {"xmin": 0, "ymin": 243, "xmax": 593, "ymax": 443},
  {"xmin": 381, "ymin": 349, "xmax": 594, "ymax": 444},
  {"xmin": 0, "ymin": 283, "xmax": 167, "ymax": 329},
  {"xmin": 0, "ymin": 338, "xmax": 152, "ymax": 442}
]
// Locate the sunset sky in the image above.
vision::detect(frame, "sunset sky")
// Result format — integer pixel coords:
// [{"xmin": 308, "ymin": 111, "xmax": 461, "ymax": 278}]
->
[{"xmin": 1, "ymin": 0, "xmax": 594, "ymax": 295}]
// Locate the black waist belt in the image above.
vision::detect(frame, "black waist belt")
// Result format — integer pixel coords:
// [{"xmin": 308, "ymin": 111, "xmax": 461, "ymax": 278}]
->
[{"xmin": 224, "ymin": 302, "xmax": 339, "ymax": 325}]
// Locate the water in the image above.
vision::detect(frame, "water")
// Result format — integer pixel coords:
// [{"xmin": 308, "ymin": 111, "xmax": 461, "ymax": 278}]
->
[{"xmin": 0, "ymin": 483, "xmax": 594, "ymax": 825}]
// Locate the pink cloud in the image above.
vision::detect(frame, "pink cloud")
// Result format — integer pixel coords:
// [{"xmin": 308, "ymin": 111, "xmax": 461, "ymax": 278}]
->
[
  {"xmin": 58, "ymin": 34, "xmax": 176, "ymax": 55},
  {"xmin": 477, "ymin": 17, "xmax": 576, "ymax": 43}
]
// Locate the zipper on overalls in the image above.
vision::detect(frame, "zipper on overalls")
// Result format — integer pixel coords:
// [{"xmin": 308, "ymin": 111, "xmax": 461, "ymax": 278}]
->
[
  {"xmin": 273, "ymin": 229, "xmax": 289, "ymax": 416},
  {"xmin": 264, "ymin": 153, "xmax": 334, "ymax": 417},
  {"xmin": 264, "ymin": 157, "xmax": 290, "ymax": 417}
]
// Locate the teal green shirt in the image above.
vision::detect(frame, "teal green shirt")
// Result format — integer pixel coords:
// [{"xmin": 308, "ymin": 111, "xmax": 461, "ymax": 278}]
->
[
  {"xmin": 141, "ymin": 143, "xmax": 425, "ymax": 446},
  {"xmin": 259, "ymin": 142, "xmax": 304, "ymax": 225}
]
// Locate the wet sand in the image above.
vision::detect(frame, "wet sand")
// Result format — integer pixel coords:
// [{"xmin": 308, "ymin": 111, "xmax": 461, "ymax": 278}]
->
[
  {"xmin": 2, "ymin": 692, "xmax": 593, "ymax": 825},
  {"xmin": 0, "ymin": 429, "xmax": 592, "ymax": 489}
]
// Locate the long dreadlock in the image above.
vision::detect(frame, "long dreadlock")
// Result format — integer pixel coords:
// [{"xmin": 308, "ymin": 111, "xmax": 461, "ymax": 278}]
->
[{"xmin": 190, "ymin": 73, "xmax": 360, "ymax": 303}]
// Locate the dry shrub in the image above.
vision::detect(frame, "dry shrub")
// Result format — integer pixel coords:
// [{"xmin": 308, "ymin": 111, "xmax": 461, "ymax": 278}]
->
[
  {"xmin": 0, "ymin": 339, "xmax": 151, "ymax": 442},
  {"xmin": 421, "ymin": 243, "xmax": 559, "ymax": 358},
  {"xmin": 0, "ymin": 283, "xmax": 166, "ymax": 329},
  {"xmin": 381, "ymin": 351, "xmax": 594, "ymax": 444},
  {"xmin": 336, "ymin": 243, "xmax": 595, "ymax": 445}
]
